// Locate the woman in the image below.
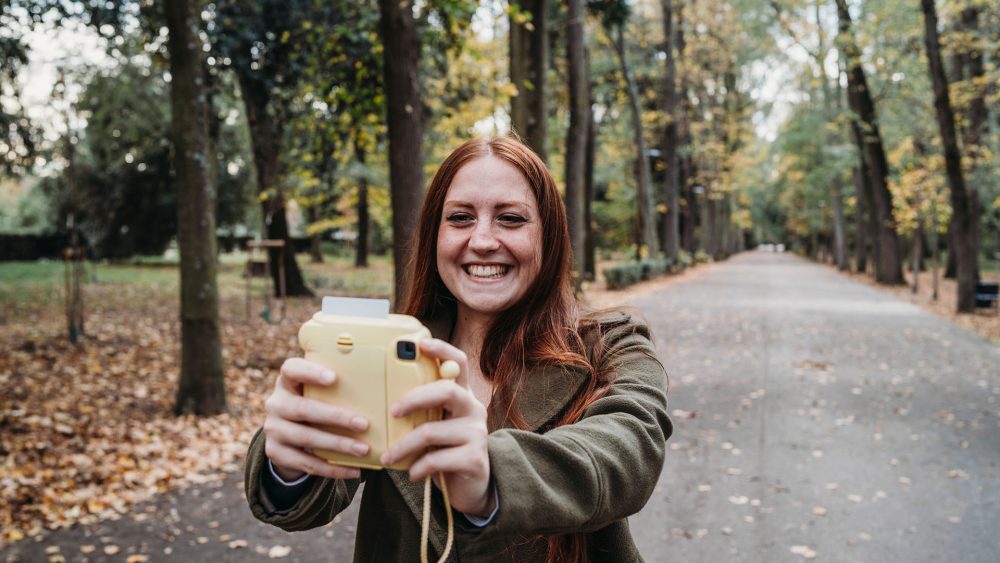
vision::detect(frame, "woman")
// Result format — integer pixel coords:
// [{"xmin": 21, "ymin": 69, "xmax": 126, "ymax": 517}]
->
[{"xmin": 245, "ymin": 136, "xmax": 672, "ymax": 562}]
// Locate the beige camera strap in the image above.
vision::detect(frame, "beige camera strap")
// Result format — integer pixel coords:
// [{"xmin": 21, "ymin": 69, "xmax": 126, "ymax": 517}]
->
[{"xmin": 420, "ymin": 474, "xmax": 454, "ymax": 563}]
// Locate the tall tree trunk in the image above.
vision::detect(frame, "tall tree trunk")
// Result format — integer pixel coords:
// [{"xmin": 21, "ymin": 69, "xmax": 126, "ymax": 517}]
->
[
  {"xmin": 308, "ymin": 204, "xmax": 324, "ymax": 263},
  {"xmin": 237, "ymin": 78, "xmax": 312, "ymax": 297},
  {"xmin": 959, "ymin": 4, "xmax": 984, "ymax": 283},
  {"xmin": 355, "ymin": 141, "xmax": 369, "ymax": 268},
  {"xmin": 920, "ymin": 0, "xmax": 978, "ymax": 312},
  {"xmin": 831, "ymin": 179, "xmax": 848, "ymax": 270},
  {"xmin": 380, "ymin": 0, "xmax": 425, "ymax": 306},
  {"xmin": 166, "ymin": 0, "xmax": 225, "ymax": 415},
  {"xmin": 682, "ymin": 158, "xmax": 697, "ymax": 253},
  {"xmin": 565, "ymin": 0, "xmax": 588, "ymax": 291},
  {"xmin": 853, "ymin": 165, "xmax": 868, "ymax": 273},
  {"xmin": 612, "ymin": 24, "xmax": 658, "ymax": 257},
  {"xmin": 815, "ymin": 0, "xmax": 847, "ymax": 271},
  {"xmin": 836, "ymin": 0, "xmax": 903, "ymax": 284},
  {"xmin": 509, "ymin": 0, "xmax": 548, "ymax": 161},
  {"xmin": 849, "ymin": 120, "xmax": 881, "ymax": 276},
  {"xmin": 583, "ymin": 99, "xmax": 597, "ymax": 280},
  {"xmin": 660, "ymin": 0, "xmax": 680, "ymax": 262}
]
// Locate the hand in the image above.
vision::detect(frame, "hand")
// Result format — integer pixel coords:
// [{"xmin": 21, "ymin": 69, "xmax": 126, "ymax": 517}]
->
[
  {"xmin": 379, "ymin": 339, "xmax": 495, "ymax": 517},
  {"xmin": 262, "ymin": 357, "xmax": 371, "ymax": 482}
]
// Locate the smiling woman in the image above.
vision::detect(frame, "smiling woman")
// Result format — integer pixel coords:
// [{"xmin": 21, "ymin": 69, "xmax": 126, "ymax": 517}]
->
[{"xmin": 245, "ymin": 135, "xmax": 672, "ymax": 563}]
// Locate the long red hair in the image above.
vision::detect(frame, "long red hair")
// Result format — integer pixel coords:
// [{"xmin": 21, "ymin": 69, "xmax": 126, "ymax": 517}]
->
[{"xmin": 402, "ymin": 136, "xmax": 612, "ymax": 562}]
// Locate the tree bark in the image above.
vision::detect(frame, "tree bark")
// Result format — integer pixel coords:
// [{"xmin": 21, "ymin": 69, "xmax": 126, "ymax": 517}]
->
[
  {"xmin": 355, "ymin": 141, "xmax": 369, "ymax": 268},
  {"xmin": 166, "ymin": 0, "xmax": 225, "ymax": 415},
  {"xmin": 852, "ymin": 165, "xmax": 867, "ymax": 273},
  {"xmin": 920, "ymin": 0, "xmax": 978, "ymax": 312},
  {"xmin": 612, "ymin": 24, "xmax": 658, "ymax": 257},
  {"xmin": 509, "ymin": 0, "xmax": 548, "ymax": 161},
  {"xmin": 583, "ymin": 98, "xmax": 597, "ymax": 280},
  {"xmin": 565, "ymin": 0, "xmax": 588, "ymax": 291},
  {"xmin": 836, "ymin": 0, "xmax": 903, "ymax": 284},
  {"xmin": 660, "ymin": 0, "xmax": 680, "ymax": 263},
  {"xmin": 379, "ymin": 0, "xmax": 425, "ymax": 306},
  {"xmin": 308, "ymin": 204, "xmax": 323, "ymax": 264}
]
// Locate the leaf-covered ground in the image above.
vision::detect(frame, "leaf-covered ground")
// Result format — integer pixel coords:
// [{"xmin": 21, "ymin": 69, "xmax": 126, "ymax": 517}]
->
[{"xmin": 0, "ymin": 257, "xmax": 392, "ymax": 546}]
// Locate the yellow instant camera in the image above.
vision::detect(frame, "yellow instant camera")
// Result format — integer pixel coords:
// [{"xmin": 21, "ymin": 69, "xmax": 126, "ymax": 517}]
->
[{"xmin": 299, "ymin": 297, "xmax": 458, "ymax": 471}]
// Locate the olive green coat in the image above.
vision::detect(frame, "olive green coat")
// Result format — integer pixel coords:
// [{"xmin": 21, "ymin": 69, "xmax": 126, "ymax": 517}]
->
[{"xmin": 244, "ymin": 311, "xmax": 672, "ymax": 562}]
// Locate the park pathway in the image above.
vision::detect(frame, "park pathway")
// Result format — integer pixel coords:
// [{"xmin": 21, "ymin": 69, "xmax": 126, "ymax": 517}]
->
[
  {"xmin": 631, "ymin": 251, "xmax": 1000, "ymax": 562},
  {"xmin": 3, "ymin": 251, "xmax": 997, "ymax": 563}
]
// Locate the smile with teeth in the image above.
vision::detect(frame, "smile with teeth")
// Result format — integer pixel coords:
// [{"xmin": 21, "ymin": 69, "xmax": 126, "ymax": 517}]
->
[{"xmin": 463, "ymin": 264, "xmax": 511, "ymax": 279}]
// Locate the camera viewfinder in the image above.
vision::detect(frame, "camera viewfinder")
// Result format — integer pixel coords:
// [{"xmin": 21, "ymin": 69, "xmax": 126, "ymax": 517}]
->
[{"xmin": 396, "ymin": 341, "xmax": 417, "ymax": 360}]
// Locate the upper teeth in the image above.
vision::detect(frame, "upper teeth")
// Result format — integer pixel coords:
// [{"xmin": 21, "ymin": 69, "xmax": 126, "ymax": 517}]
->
[{"xmin": 466, "ymin": 265, "xmax": 507, "ymax": 278}]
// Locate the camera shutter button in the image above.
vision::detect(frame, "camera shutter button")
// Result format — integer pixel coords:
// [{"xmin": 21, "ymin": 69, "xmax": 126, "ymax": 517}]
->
[{"xmin": 439, "ymin": 360, "xmax": 460, "ymax": 380}]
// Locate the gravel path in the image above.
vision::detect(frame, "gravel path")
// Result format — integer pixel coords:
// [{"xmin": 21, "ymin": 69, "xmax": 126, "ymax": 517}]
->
[
  {"xmin": 632, "ymin": 251, "xmax": 1000, "ymax": 562},
  {"xmin": 4, "ymin": 250, "xmax": 997, "ymax": 563}
]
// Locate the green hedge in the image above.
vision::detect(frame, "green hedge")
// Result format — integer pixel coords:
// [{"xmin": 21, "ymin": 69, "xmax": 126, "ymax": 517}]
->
[{"xmin": 603, "ymin": 258, "xmax": 673, "ymax": 290}]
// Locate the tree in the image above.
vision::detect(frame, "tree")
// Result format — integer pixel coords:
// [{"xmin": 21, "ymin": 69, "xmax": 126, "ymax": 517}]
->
[
  {"xmin": 0, "ymin": 6, "xmax": 37, "ymax": 177},
  {"xmin": 510, "ymin": 0, "xmax": 549, "ymax": 160},
  {"xmin": 165, "ymin": 0, "xmax": 225, "ymax": 414},
  {"xmin": 836, "ymin": 0, "xmax": 904, "ymax": 284},
  {"xmin": 565, "ymin": 0, "xmax": 589, "ymax": 290},
  {"xmin": 597, "ymin": 0, "xmax": 658, "ymax": 258},
  {"xmin": 212, "ymin": 0, "xmax": 317, "ymax": 297},
  {"xmin": 659, "ymin": 0, "xmax": 680, "ymax": 262},
  {"xmin": 920, "ymin": 0, "xmax": 978, "ymax": 312},
  {"xmin": 379, "ymin": 0, "xmax": 425, "ymax": 306}
]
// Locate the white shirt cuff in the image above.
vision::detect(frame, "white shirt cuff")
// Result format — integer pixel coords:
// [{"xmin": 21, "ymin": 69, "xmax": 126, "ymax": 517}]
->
[
  {"xmin": 267, "ymin": 459, "xmax": 312, "ymax": 487},
  {"xmin": 461, "ymin": 486, "xmax": 500, "ymax": 527}
]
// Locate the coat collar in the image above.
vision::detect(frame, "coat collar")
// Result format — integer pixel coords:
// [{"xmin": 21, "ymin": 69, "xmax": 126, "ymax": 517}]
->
[{"xmin": 425, "ymin": 311, "xmax": 589, "ymax": 432}]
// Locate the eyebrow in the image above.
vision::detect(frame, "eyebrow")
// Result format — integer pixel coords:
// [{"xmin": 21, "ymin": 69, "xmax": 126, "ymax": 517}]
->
[{"xmin": 443, "ymin": 201, "xmax": 531, "ymax": 212}]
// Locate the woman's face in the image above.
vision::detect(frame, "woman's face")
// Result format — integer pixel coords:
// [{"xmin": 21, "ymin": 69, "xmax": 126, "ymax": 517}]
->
[{"xmin": 436, "ymin": 155, "xmax": 542, "ymax": 321}]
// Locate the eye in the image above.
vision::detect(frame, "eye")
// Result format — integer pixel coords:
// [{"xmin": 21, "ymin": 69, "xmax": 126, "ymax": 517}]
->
[
  {"xmin": 498, "ymin": 214, "xmax": 527, "ymax": 225},
  {"xmin": 445, "ymin": 212, "xmax": 475, "ymax": 225}
]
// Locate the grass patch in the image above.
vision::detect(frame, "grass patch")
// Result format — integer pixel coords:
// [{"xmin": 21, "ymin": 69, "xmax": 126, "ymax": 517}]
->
[{"xmin": 0, "ymin": 252, "xmax": 395, "ymax": 307}]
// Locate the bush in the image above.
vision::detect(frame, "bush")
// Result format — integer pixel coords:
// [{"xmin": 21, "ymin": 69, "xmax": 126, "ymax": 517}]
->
[
  {"xmin": 694, "ymin": 249, "xmax": 712, "ymax": 264},
  {"xmin": 603, "ymin": 262, "xmax": 642, "ymax": 289},
  {"xmin": 675, "ymin": 250, "xmax": 693, "ymax": 271},
  {"xmin": 603, "ymin": 258, "xmax": 673, "ymax": 290}
]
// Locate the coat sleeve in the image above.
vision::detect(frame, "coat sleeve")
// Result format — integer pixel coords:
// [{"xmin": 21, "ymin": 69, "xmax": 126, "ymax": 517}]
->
[
  {"xmin": 244, "ymin": 428, "xmax": 364, "ymax": 531},
  {"xmin": 480, "ymin": 314, "xmax": 672, "ymax": 538}
]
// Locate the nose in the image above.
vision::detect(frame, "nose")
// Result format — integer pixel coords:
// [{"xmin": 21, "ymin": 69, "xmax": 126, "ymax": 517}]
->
[{"xmin": 468, "ymin": 219, "xmax": 500, "ymax": 253}]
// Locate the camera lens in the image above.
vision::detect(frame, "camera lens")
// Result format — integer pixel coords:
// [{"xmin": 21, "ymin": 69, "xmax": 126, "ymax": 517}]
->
[{"xmin": 396, "ymin": 341, "xmax": 417, "ymax": 360}]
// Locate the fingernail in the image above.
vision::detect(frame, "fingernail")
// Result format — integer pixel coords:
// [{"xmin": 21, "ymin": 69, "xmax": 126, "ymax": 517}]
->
[
  {"xmin": 352, "ymin": 442, "xmax": 369, "ymax": 456},
  {"xmin": 389, "ymin": 405, "xmax": 400, "ymax": 418},
  {"xmin": 380, "ymin": 451, "xmax": 391, "ymax": 464},
  {"xmin": 351, "ymin": 416, "xmax": 368, "ymax": 431},
  {"xmin": 348, "ymin": 469, "xmax": 361, "ymax": 479},
  {"xmin": 321, "ymin": 370, "xmax": 335, "ymax": 384}
]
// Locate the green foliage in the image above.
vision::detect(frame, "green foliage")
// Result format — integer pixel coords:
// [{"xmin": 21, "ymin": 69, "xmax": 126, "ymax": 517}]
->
[
  {"xmin": 602, "ymin": 258, "xmax": 671, "ymax": 289},
  {"xmin": 0, "ymin": 5, "xmax": 37, "ymax": 177}
]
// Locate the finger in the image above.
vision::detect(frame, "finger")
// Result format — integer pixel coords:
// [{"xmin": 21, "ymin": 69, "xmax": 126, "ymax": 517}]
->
[
  {"xmin": 419, "ymin": 339, "xmax": 470, "ymax": 387},
  {"xmin": 408, "ymin": 445, "xmax": 488, "ymax": 482},
  {"xmin": 391, "ymin": 379, "xmax": 480, "ymax": 419},
  {"xmin": 266, "ymin": 393, "xmax": 369, "ymax": 431},
  {"xmin": 380, "ymin": 418, "xmax": 482, "ymax": 466},
  {"xmin": 264, "ymin": 440, "xmax": 361, "ymax": 480},
  {"xmin": 264, "ymin": 417, "xmax": 370, "ymax": 458},
  {"xmin": 279, "ymin": 357, "xmax": 335, "ymax": 388}
]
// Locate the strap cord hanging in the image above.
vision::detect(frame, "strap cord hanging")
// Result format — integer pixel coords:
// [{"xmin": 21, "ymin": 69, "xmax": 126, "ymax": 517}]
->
[{"xmin": 420, "ymin": 473, "xmax": 454, "ymax": 563}]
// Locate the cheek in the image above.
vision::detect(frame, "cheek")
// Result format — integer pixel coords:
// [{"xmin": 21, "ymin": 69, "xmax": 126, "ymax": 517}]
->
[{"xmin": 519, "ymin": 228, "xmax": 544, "ymax": 278}]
